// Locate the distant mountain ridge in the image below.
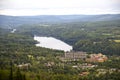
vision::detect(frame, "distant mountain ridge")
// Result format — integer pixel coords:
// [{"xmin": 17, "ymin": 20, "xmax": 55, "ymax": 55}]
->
[{"xmin": 0, "ymin": 14, "xmax": 120, "ymax": 28}]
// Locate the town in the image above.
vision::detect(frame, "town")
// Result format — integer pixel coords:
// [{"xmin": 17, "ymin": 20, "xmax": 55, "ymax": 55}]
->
[{"xmin": 16, "ymin": 51, "xmax": 120, "ymax": 77}]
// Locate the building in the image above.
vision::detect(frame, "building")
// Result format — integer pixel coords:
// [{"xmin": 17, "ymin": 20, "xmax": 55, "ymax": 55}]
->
[
  {"xmin": 17, "ymin": 63, "xmax": 31, "ymax": 70},
  {"xmin": 65, "ymin": 51, "xmax": 87, "ymax": 61},
  {"xmin": 86, "ymin": 53, "xmax": 108, "ymax": 62}
]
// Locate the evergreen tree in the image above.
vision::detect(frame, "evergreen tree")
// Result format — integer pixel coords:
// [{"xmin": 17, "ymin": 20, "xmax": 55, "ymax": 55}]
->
[
  {"xmin": 16, "ymin": 68, "xmax": 22, "ymax": 80},
  {"xmin": 9, "ymin": 60, "xmax": 13, "ymax": 80}
]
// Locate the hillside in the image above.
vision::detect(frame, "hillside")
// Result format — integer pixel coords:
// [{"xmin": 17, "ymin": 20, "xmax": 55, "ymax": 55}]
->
[
  {"xmin": 0, "ymin": 14, "xmax": 120, "ymax": 55},
  {"xmin": 0, "ymin": 14, "xmax": 120, "ymax": 28},
  {"xmin": 0, "ymin": 14, "xmax": 120, "ymax": 80},
  {"xmin": 13, "ymin": 19, "xmax": 119, "ymax": 55},
  {"xmin": 0, "ymin": 27, "xmax": 120, "ymax": 80}
]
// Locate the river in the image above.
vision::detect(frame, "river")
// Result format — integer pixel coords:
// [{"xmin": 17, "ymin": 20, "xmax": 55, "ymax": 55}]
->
[
  {"xmin": 34, "ymin": 36, "xmax": 72, "ymax": 52},
  {"xmin": 11, "ymin": 29, "xmax": 16, "ymax": 33}
]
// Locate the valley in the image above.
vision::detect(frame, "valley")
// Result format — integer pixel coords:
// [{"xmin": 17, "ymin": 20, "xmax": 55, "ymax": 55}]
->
[{"xmin": 0, "ymin": 14, "xmax": 120, "ymax": 80}]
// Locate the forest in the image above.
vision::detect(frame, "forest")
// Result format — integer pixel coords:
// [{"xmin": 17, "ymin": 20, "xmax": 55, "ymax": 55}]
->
[
  {"xmin": 16, "ymin": 20, "xmax": 120, "ymax": 55},
  {"xmin": 0, "ymin": 14, "xmax": 120, "ymax": 80}
]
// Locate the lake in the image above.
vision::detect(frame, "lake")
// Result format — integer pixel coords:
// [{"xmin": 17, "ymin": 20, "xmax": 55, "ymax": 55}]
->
[{"xmin": 34, "ymin": 36, "xmax": 72, "ymax": 52}]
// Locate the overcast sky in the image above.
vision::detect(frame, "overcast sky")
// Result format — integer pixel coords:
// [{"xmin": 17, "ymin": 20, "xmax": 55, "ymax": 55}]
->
[{"xmin": 0, "ymin": 0, "xmax": 120, "ymax": 16}]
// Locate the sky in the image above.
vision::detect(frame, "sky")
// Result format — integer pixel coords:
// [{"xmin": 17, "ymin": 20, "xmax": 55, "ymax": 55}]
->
[{"xmin": 0, "ymin": 0, "xmax": 120, "ymax": 16}]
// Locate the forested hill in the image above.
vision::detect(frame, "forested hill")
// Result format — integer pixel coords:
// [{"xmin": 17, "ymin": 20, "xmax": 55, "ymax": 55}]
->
[
  {"xmin": 0, "ymin": 14, "xmax": 120, "ymax": 80},
  {"xmin": 0, "ymin": 14, "xmax": 120, "ymax": 28},
  {"xmin": 0, "ymin": 14, "xmax": 120, "ymax": 55}
]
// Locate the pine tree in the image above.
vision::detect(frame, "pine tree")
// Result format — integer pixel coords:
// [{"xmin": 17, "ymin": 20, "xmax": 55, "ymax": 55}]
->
[
  {"xmin": 16, "ymin": 68, "xmax": 22, "ymax": 80},
  {"xmin": 9, "ymin": 60, "xmax": 13, "ymax": 80}
]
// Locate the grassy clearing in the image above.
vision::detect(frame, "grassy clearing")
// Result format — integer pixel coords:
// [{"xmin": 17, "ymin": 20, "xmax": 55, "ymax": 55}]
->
[{"xmin": 114, "ymin": 40, "xmax": 120, "ymax": 43}]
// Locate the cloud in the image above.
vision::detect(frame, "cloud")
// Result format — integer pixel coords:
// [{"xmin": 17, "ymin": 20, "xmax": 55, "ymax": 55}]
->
[
  {"xmin": 0, "ymin": 0, "xmax": 120, "ymax": 15},
  {"xmin": 1, "ymin": 8, "xmax": 119, "ymax": 16}
]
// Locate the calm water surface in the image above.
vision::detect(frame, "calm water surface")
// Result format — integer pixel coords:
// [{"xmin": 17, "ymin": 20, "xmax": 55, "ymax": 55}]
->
[{"xmin": 34, "ymin": 36, "xmax": 72, "ymax": 52}]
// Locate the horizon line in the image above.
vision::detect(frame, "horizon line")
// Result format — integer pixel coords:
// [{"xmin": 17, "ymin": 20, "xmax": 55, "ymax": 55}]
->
[{"xmin": 0, "ymin": 13, "xmax": 120, "ymax": 16}]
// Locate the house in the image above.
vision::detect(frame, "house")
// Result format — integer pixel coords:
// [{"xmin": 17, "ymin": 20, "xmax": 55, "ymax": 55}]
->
[
  {"xmin": 86, "ymin": 53, "xmax": 108, "ymax": 62},
  {"xmin": 79, "ymin": 72, "xmax": 89, "ymax": 76},
  {"xmin": 79, "ymin": 63, "xmax": 98, "ymax": 69},
  {"xmin": 45, "ymin": 62, "xmax": 55, "ymax": 67},
  {"xmin": 17, "ymin": 63, "xmax": 31, "ymax": 70}
]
